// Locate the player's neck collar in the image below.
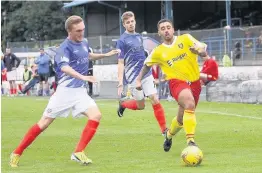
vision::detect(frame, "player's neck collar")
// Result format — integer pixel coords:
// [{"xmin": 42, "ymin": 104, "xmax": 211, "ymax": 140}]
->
[
  {"xmin": 162, "ymin": 36, "xmax": 177, "ymax": 48},
  {"xmin": 125, "ymin": 31, "xmax": 137, "ymax": 35},
  {"xmin": 67, "ymin": 38, "xmax": 83, "ymax": 45}
]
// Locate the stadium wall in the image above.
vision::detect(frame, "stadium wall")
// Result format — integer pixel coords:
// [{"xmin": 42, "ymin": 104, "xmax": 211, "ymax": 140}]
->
[
  {"xmin": 93, "ymin": 65, "xmax": 262, "ymax": 103},
  {"xmin": 206, "ymin": 66, "xmax": 262, "ymax": 104}
]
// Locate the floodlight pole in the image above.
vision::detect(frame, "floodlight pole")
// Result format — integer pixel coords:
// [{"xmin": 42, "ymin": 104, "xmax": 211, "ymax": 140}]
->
[
  {"xmin": 225, "ymin": 0, "xmax": 232, "ymax": 55},
  {"xmin": 83, "ymin": 4, "xmax": 88, "ymax": 38},
  {"xmin": 161, "ymin": 0, "xmax": 173, "ymax": 20}
]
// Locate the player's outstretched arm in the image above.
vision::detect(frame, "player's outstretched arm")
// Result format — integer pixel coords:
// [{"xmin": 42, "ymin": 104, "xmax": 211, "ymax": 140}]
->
[
  {"xmin": 117, "ymin": 59, "xmax": 124, "ymax": 96},
  {"xmin": 136, "ymin": 64, "xmax": 151, "ymax": 90},
  {"xmin": 89, "ymin": 49, "xmax": 120, "ymax": 61},
  {"xmin": 117, "ymin": 59, "xmax": 124, "ymax": 86},
  {"xmin": 61, "ymin": 65, "xmax": 96, "ymax": 83}
]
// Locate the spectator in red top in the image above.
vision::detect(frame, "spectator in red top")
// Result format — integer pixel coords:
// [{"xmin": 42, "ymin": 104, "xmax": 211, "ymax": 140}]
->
[{"xmin": 200, "ymin": 55, "xmax": 219, "ymax": 86}]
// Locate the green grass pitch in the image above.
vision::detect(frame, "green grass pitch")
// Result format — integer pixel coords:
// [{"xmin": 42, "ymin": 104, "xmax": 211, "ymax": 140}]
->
[{"xmin": 2, "ymin": 97, "xmax": 262, "ymax": 173}]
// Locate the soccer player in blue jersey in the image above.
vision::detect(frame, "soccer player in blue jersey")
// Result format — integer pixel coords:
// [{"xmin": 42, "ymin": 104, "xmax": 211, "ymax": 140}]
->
[
  {"xmin": 116, "ymin": 11, "xmax": 167, "ymax": 134},
  {"xmin": 9, "ymin": 15, "xmax": 120, "ymax": 167}
]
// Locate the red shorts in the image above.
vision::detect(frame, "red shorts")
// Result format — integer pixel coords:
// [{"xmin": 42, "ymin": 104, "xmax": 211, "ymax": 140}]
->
[{"xmin": 169, "ymin": 79, "xmax": 202, "ymax": 106}]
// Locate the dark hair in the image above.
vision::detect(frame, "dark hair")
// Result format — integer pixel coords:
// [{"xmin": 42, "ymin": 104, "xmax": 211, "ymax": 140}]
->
[{"xmin": 157, "ymin": 19, "xmax": 173, "ymax": 29}]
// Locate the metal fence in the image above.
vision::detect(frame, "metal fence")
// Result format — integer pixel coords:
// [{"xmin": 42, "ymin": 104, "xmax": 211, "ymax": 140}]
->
[{"xmin": 7, "ymin": 25, "xmax": 262, "ymax": 66}]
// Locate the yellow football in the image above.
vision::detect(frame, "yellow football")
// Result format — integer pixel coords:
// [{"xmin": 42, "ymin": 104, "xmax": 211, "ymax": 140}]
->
[{"xmin": 181, "ymin": 146, "xmax": 203, "ymax": 166}]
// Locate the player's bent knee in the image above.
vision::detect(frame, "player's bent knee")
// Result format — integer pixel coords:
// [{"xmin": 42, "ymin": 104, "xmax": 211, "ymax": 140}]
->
[
  {"xmin": 184, "ymin": 100, "xmax": 195, "ymax": 110},
  {"xmin": 149, "ymin": 94, "xmax": 159, "ymax": 105},
  {"xmin": 137, "ymin": 101, "xmax": 145, "ymax": 110},
  {"xmin": 89, "ymin": 114, "xmax": 101, "ymax": 121},
  {"xmin": 134, "ymin": 89, "xmax": 145, "ymax": 100},
  {"xmin": 85, "ymin": 106, "xmax": 102, "ymax": 121},
  {"xmin": 37, "ymin": 116, "xmax": 55, "ymax": 131}
]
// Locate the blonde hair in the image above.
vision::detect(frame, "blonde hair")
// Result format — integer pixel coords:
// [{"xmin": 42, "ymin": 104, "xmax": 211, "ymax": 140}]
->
[
  {"xmin": 65, "ymin": 15, "xmax": 83, "ymax": 31},
  {"xmin": 121, "ymin": 11, "xmax": 135, "ymax": 23}
]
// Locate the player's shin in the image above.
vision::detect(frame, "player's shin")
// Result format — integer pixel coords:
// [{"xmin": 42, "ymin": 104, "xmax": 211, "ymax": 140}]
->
[
  {"xmin": 167, "ymin": 116, "xmax": 183, "ymax": 139},
  {"xmin": 13, "ymin": 124, "xmax": 42, "ymax": 155},
  {"xmin": 152, "ymin": 102, "xmax": 166, "ymax": 133},
  {"xmin": 75, "ymin": 120, "xmax": 99, "ymax": 152},
  {"xmin": 183, "ymin": 110, "xmax": 196, "ymax": 144}
]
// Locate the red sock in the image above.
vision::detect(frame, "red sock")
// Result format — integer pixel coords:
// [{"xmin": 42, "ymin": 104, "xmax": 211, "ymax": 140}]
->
[
  {"xmin": 152, "ymin": 103, "xmax": 166, "ymax": 133},
  {"xmin": 14, "ymin": 124, "xmax": 42, "ymax": 155},
  {"xmin": 75, "ymin": 120, "xmax": 99, "ymax": 152},
  {"xmin": 10, "ymin": 89, "xmax": 13, "ymax": 94},
  {"xmin": 18, "ymin": 85, "xmax": 22, "ymax": 91},
  {"xmin": 14, "ymin": 88, "xmax": 17, "ymax": 94},
  {"xmin": 121, "ymin": 100, "xmax": 138, "ymax": 110}
]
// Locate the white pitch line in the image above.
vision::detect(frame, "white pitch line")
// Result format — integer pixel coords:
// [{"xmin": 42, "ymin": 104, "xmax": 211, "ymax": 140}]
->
[
  {"xmin": 18, "ymin": 99, "xmax": 262, "ymax": 120},
  {"xmin": 196, "ymin": 110, "xmax": 262, "ymax": 120},
  {"xmin": 161, "ymin": 107, "xmax": 262, "ymax": 120},
  {"xmin": 99, "ymin": 103, "xmax": 262, "ymax": 120}
]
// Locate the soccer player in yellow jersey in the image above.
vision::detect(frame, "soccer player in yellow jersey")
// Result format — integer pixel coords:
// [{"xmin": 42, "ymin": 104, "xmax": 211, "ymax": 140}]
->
[{"xmin": 136, "ymin": 19, "xmax": 207, "ymax": 152}]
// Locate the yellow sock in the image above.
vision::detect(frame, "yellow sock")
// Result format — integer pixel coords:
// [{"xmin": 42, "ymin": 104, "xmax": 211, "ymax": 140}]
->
[
  {"xmin": 167, "ymin": 117, "xmax": 183, "ymax": 139},
  {"xmin": 183, "ymin": 110, "xmax": 196, "ymax": 144}
]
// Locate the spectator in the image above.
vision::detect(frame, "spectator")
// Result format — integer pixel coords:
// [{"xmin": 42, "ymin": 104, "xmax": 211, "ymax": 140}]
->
[
  {"xmin": 21, "ymin": 64, "xmax": 39, "ymax": 95},
  {"xmin": 234, "ymin": 42, "xmax": 242, "ymax": 60},
  {"xmin": 17, "ymin": 65, "xmax": 32, "ymax": 95},
  {"xmin": 23, "ymin": 65, "xmax": 32, "ymax": 84},
  {"xmin": 34, "ymin": 48, "xmax": 50, "ymax": 96},
  {"xmin": 200, "ymin": 55, "xmax": 219, "ymax": 86},
  {"xmin": 3, "ymin": 48, "xmax": 21, "ymax": 96}
]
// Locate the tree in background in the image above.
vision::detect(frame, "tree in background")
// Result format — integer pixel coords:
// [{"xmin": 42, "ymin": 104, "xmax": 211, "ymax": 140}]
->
[{"xmin": 1, "ymin": 1, "xmax": 70, "ymax": 49}]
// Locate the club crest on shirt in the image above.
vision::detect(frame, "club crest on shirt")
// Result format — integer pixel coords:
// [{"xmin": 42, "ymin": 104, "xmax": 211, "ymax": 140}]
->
[{"xmin": 178, "ymin": 43, "xmax": 183, "ymax": 49}]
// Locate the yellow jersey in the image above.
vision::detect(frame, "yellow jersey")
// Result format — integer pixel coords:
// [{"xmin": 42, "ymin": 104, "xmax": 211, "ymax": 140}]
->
[{"xmin": 145, "ymin": 34, "xmax": 206, "ymax": 82}]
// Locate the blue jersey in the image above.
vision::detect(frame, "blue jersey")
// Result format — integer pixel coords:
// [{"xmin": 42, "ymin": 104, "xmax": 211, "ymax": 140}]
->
[
  {"xmin": 116, "ymin": 32, "xmax": 151, "ymax": 85},
  {"xmin": 55, "ymin": 39, "xmax": 89, "ymax": 88}
]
